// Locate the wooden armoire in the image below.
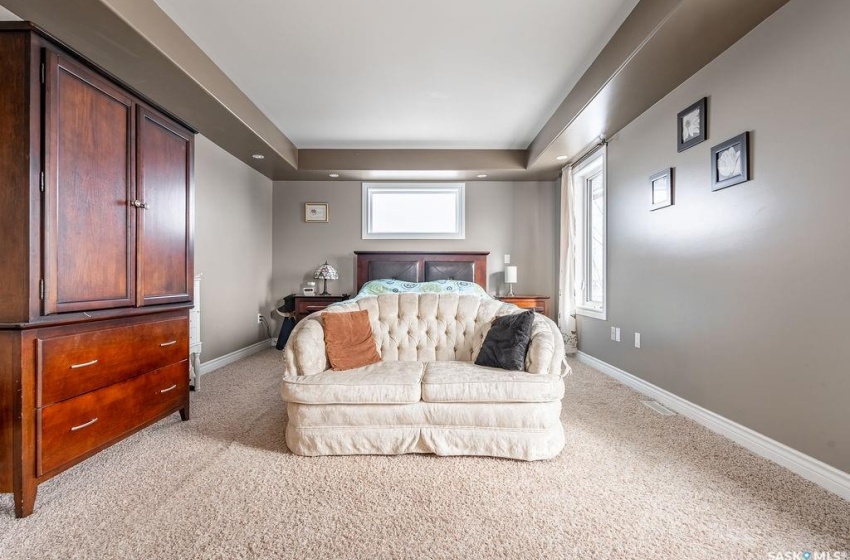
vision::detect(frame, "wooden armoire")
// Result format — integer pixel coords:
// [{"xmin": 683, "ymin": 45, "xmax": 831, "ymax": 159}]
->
[{"xmin": 0, "ymin": 23, "xmax": 195, "ymax": 517}]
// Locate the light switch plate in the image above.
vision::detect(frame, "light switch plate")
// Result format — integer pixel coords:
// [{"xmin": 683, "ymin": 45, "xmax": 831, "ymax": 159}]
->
[
  {"xmin": 611, "ymin": 327, "xmax": 616, "ymax": 340},
  {"xmin": 615, "ymin": 328, "xmax": 621, "ymax": 342},
  {"xmin": 504, "ymin": 254, "xmax": 511, "ymax": 264},
  {"xmin": 635, "ymin": 332, "xmax": 641, "ymax": 348}
]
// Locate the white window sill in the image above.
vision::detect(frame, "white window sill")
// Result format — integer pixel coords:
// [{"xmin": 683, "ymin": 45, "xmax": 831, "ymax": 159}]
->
[{"xmin": 576, "ymin": 306, "xmax": 606, "ymax": 321}]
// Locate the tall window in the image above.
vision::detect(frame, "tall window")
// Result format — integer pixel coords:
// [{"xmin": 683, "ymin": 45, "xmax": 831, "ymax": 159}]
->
[
  {"xmin": 572, "ymin": 146, "xmax": 606, "ymax": 319},
  {"xmin": 362, "ymin": 183, "xmax": 465, "ymax": 239}
]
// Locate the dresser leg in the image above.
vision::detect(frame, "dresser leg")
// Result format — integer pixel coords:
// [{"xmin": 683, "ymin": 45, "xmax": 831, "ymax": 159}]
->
[
  {"xmin": 14, "ymin": 481, "xmax": 37, "ymax": 518},
  {"xmin": 179, "ymin": 398, "xmax": 190, "ymax": 422}
]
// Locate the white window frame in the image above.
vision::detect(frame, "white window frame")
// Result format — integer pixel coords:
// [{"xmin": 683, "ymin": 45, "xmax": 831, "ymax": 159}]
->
[
  {"xmin": 572, "ymin": 146, "xmax": 607, "ymax": 320},
  {"xmin": 362, "ymin": 182, "xmax": 466, "ymax": 240}
]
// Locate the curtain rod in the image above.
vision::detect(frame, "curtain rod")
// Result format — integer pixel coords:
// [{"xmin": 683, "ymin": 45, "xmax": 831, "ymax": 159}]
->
[{"xmin": 565, "ymin": 137, "xmax": 608, "ymax": 170}]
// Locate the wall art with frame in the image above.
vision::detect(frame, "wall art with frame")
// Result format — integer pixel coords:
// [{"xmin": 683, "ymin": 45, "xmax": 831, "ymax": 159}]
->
[
  {"xmin": 649, "ymin": 167, "xmax": 673, "ymax": 211},
  {"xmin": 711, "ymin": 132, "xmax": 750, "ymax": 191},
  {"xmin": 677, "ymin": 97, "xmax": 707, "ymax": 152},
  {"xmin": 305, "ymin": 202, "xmax": 329, "ymax": 222}
]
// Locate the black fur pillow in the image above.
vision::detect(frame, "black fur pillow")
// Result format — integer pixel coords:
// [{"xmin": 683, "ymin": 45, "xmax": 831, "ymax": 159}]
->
[{"xmin": 474, "ymin": 310, "xmax": 535, "ymax": 371}]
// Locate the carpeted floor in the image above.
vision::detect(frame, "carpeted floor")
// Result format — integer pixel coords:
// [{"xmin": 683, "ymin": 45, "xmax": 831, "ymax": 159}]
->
[{"xmin": 0, "ymin": 350, "xmax": 848, "ymax": 559}]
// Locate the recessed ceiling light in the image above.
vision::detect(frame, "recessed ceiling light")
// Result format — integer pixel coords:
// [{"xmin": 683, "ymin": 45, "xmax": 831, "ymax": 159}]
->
[
  {"xmin": 252, "ymin": 154, "xmax": 265, "ymax": 160},
  {"xmin": 329, "ymin": 173, "xmax": 340, "ymax": 178},
  {"xmin": 556, "ymin": 155, "xmax": 568, "ymax": 161},
  {"xmin": 476, "ymin": 174, "xmax": 487, "ymax": 178}
]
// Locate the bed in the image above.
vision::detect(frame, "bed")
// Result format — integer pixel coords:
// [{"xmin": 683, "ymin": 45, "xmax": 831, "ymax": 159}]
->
[{"xmin": 354, "ymin": 251, "xmax": 489, "ymax": 292}]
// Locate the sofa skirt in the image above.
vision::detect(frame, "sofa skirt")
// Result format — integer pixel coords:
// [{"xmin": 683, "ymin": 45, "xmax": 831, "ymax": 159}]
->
[{"xmin": 285, "ymin": 401, "xmax": 565, "ymax": 461}]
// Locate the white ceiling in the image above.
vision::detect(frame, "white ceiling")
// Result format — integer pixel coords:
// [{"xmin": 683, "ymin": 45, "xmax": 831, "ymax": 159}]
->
[
  {"xmin": 0, "ymin": 5, "xmax": 19, "ymax": 19},
  {"xmin": 153, "ymin": 0, "xmax": 638, "ymax": 150}
]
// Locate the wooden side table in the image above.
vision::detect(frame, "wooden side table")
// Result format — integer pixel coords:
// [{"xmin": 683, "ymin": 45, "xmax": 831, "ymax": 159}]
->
[
  {"xmin": 497, "ymin": 296, "xmax": 550, "ymax": 316},
  {"xmin": 294, "ymin": 295, "xmax": 346, "ymax": 322}
]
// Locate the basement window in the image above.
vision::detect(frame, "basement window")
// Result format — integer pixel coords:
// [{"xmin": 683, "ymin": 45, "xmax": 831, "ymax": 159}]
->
[
  {"xmin": 362, "ymin": 183, "xmax": 465, "ymax": 239},
  {"xmin": 573, "ymin": 146, "xmax": 607, "ymax": 320}
]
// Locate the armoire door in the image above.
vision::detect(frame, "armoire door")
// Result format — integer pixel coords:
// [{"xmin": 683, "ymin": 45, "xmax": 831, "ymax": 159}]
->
[
  {"xmin": 136, "ymin": 107, "xmax": 193, "ymax": 306},
  {"xmin": 43, "ymin": 51, "xmax": 135, "ymax": 315}
]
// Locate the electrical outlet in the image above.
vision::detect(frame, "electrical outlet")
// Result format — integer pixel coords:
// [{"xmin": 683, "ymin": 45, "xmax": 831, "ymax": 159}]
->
[
  {"xmin": 504, "ymin": 254, "xmax": 511, "ymax": 264},
  {"xmin": 635, "ymin": 332, "xmax": 641, "ymax": 348},
  {"xmin": 610, "ymin": 326, "xmax": 616, "ymax": 341},
  {"xmin": 615, "ymin": 328, "xmax": 621, "ymax": 342},
  {"xmin": 257, "ymin": 313, "xmax": 263, "ymax": 325}
]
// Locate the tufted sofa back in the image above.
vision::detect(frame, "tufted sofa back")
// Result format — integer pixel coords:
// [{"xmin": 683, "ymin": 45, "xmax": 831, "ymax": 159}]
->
[
  {"xmin": 284, "ymin": 293, "xmax": 565, "ymax": 377},
  {"xmin": 332, "ymin": 293, "xmax": 504, "ymax": 362}
]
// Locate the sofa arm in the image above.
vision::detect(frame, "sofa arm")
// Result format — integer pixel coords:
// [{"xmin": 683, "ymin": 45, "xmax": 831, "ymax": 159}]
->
[
  {"xmin": 525, "ymin": 314, "xmax": 568, "ymax": 377},
  {"xmin": 283, "ymin": 314, "xmax": 330, "ymax": 376}
]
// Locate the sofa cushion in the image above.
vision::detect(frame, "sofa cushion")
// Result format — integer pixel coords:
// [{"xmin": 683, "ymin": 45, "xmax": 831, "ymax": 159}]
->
[
  {"xmin": 323, "ymin": 310, "xmax": 381, "ymax": 371},
  {"xmin": 474, "ymin": 310, "xmax": 534, "ymax": 370},
  {"xmin": 287, "ymin": 401, "xmax": 563, "ymax": 431},
  {"xmin": 421, "ymin": 361, "xmax": 565, "ymax": 403},
  {"xmin": 281, "ymin": 361, "xmax": 424, "ymax": 404}
]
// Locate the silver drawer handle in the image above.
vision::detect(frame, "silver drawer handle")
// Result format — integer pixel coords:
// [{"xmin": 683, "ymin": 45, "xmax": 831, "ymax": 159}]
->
[
  {"xmin": 70, "ymin": 417, "xmax": 98, "ymax": 431},
  {"xmin": 159, "ymin": 340, "xmax": 177, "ymax": 347},
  {"xmin": 70, "ymin": 359, "xmax": 98, "ymax": 369},
  {"xmin": 159, "ymin": 384, "xmax": 177, "ymax": 393}
]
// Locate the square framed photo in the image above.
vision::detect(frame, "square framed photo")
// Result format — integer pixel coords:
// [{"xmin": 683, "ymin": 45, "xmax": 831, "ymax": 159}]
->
[
  {"xmin": 711, "ymin": 132, "xmax": 750, "ymax": 191},
  {"xmin": 649, "ymin": 168, "xmax": 673, "ymax": 211},
  {"xmin": 677, "ymin": 97, "xmax": 707, "ymax": 152},
  {"xmin": 305, "ymin": 202, "xmax": 329, "ymax": 222}
]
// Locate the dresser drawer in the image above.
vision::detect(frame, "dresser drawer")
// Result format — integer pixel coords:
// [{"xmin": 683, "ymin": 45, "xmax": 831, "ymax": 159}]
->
[
  {"xmin": 294, "ymin": 296, "xmax": 345, "ymax": 322},
  {"xmin": 37, "ymin": 360, "xmax": 188, "ymax": 475},
  {"xmin": 37, "ymin": 317, "xmax": 188, "ymax": 406},
  {"xmin": 497, "ymin": 296, "xmax": 550, "ymax": 317}
]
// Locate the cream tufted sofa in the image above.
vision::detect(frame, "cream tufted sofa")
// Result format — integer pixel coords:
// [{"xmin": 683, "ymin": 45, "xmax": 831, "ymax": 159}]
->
[{"xmin": 281, "ymin": 293, "xmax": 568, "ymax": 461}]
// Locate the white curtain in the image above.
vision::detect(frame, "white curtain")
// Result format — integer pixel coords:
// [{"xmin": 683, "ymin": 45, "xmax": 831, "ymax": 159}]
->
[{"xmin": 558, "ymin": 165, "xmax": 578, "ymax": 355}]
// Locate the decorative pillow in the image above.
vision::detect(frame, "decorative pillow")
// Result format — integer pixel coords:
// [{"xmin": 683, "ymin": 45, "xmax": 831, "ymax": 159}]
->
[
  {"xmin": 323, "ymin": 310, "xmax": 381, "ymax": 371},
  {"xmin": 474, "ymin": 310, "xmax": 535, "ymax": 371}
]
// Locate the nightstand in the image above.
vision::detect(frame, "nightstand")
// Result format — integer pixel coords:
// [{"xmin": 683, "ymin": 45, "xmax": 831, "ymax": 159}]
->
[
  {"xmin": 294, "ymin": 295, "xmax": 346, "ymax": 322},
  {"xmin": 497, "ymin": 296, "xmax": 550, "ymax": 316}
]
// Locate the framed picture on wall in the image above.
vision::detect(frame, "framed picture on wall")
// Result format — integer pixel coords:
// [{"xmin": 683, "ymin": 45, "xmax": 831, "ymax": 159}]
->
[
  {"xmin": 677, "ymin": 97, "xmax": 707, "ymax": 152},
  {"xmin": 710, "ymin": 132, "xmax": 750, "ymax": 191},
  {"xmin": 305, "ymin": 202, "xmax": 329, "ymax": 222},
  {"xmin": 649, "ymin": 168, "xmax": 673, "ymax": 211}
]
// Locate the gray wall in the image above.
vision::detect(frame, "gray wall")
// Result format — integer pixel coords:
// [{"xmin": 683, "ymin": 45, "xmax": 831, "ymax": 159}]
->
[
  {"xmin": 195, "ymin": 135, "xmax": 274, "ymax": 361},
  {"xmin": 272, "ymin": 181, "xmax": 558, "ymax": 315},
  {"xmin": 578, "ymin": 0, "xmax": 850, "ymax": 473}
]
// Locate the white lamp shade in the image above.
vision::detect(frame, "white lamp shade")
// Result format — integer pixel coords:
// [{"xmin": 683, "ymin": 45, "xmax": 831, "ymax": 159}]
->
[{"xmin": 504, "ymin": 266, "xmax": 517, "ymax": 284}]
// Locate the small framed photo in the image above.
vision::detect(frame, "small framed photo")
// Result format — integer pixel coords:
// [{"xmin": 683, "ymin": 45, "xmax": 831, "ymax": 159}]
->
[
  {"xmin": 711, "ymin": 132, "xmax": 750, "ymax": 191},
  {"xmin": 305, "ymin": 202, "xmax": 328, "ymax": 222},
  {"xmin": 677, "ymin": 97, "xmax": 707, "ymax": 152},
  {"xmin": 649, "ymin": 168, "xmax": 673, "ymax": 211}
]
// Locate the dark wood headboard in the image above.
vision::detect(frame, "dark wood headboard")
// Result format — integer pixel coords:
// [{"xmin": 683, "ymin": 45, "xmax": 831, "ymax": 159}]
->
[{"xmin": 354, "ymin": 251, "xmax": 489, "ymax": 292}]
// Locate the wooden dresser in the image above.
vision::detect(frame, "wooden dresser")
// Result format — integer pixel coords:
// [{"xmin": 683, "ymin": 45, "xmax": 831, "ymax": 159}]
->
[
  {"xmin": 497, "ymin": 296, "xmax": 551, "ymax": 317},
  {"xmin": 0, "ymin": 23, "xmax": 194, "ymax": 517}
]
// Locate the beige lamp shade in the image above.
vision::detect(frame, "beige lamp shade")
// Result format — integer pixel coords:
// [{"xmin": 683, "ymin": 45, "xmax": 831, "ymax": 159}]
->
[{"xmin": 504, "ymin": 266, "xmax": 517, "ymax": 284}]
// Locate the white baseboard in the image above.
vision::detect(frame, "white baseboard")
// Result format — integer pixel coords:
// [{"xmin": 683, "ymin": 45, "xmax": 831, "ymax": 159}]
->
[
  {"xmin": 199, "ymin": 339, "xmax": 274, "ymax": 376},
  {"xmin": 576, "ymin": 351, "xmax": 850, "ymax": 502}
]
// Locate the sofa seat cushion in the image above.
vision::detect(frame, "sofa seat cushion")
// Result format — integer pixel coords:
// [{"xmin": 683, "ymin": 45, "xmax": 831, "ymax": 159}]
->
[
  {"xmin": 287, "ymin": 401, "xmax": 563, "ymax": 431},
  {"xmin": 282, "ymin": 361, "xmax": 424, "ymax": 404},
  {"xmin": 422, "ymin": 361, "xmax": 564, "ymax": 404}
]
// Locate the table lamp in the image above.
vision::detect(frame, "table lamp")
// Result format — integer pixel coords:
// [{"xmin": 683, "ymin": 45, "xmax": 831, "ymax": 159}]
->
[
  {"xmin": 504, "ymin": 265, "xmax": 517, "ymax": 297},
  {"xmin": 314, "ymin": 262, "xmax": 339, "ymax": 295}
]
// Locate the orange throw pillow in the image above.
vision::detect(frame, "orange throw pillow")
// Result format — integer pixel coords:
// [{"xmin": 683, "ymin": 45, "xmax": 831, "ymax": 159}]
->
[{"xmin": 323, "ymin": 310, "xmax": 381, "ymax": 371}]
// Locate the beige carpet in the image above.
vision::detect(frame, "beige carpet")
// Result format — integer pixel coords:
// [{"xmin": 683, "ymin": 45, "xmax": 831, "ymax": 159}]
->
[{"xmin": 1, "ymin": 350, "xmax": 848, "ymax": 559}]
